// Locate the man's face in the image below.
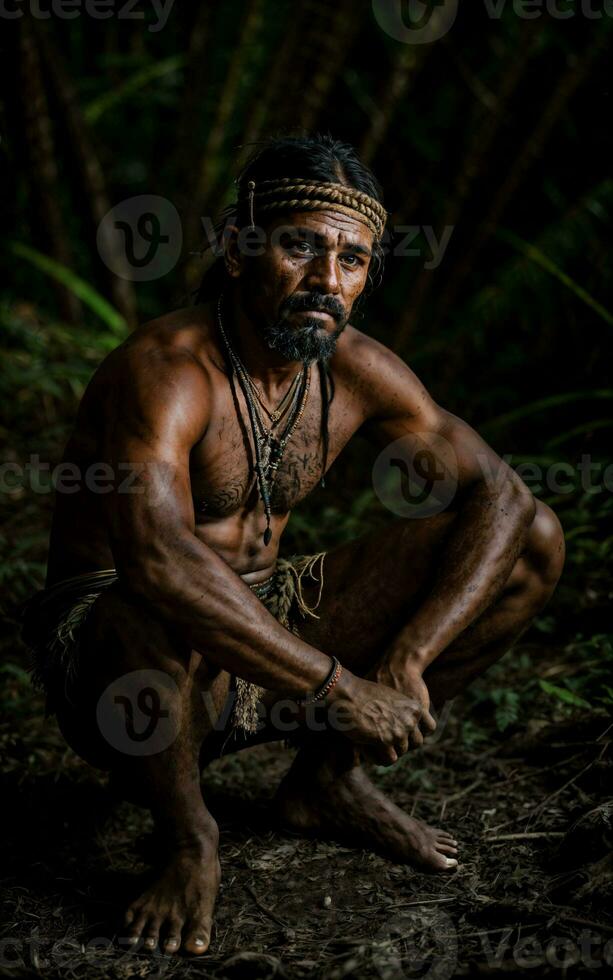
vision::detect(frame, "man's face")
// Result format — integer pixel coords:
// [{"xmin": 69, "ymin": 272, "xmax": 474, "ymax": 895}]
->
[{"xmin": 229, "ymin": 209, "xmax": 374, "ymax": 362}]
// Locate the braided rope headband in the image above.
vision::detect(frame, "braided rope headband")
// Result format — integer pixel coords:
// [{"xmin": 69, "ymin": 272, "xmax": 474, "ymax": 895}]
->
[{"xmin": 238, "ymin": 177, "xmax": 387, "ymax": 241}]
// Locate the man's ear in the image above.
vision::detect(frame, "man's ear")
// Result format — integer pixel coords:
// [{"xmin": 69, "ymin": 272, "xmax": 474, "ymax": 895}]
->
[{"xmin": 223, "ymin": 224, "xmax": 242, "ymax": 278}]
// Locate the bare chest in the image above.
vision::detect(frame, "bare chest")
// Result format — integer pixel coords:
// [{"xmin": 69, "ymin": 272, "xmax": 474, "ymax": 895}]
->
[{"xmin": 190, "ymin": 371, "xmax": 359, "ymax": 519}]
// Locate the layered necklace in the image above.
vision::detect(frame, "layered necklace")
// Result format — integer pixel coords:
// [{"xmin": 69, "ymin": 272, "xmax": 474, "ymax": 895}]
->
[{"xmin": 216, "ymin": 295, "xmax": 311, "ymax": 546}]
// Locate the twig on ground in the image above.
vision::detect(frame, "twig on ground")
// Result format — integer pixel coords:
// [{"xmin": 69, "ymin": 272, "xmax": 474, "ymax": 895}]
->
[
  {"xmin": 488, "ymin": 751, "xmax": 603, "ymax": 833},
  {"xmin": 244, "ymin": 883, "xmax": 287, "ymax": 929},
  {"xmin": 485, "ymin": 832, "xmax": 565, "ymax": 842}
]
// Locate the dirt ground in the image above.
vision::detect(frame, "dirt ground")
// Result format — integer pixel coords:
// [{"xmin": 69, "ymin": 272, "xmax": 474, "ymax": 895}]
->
[{"xmin": 1, "ymin": 648, "xmax": 612, "ymax": 980}]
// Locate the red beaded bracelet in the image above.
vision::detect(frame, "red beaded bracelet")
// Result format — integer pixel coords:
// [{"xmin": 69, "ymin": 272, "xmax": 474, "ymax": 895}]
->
[{"xmin": 300, "ymin": 656, "xmax": 342, "ymax": 705}]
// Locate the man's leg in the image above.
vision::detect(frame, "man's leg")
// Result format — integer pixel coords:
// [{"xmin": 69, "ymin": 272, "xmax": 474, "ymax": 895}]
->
[
  {"xmin": 271, "ymin": 499, "xmax": 565, "ymax": 869},
  {"xmin": 54, "ymin": 584, "xmax": 231, "ymax": 956}
]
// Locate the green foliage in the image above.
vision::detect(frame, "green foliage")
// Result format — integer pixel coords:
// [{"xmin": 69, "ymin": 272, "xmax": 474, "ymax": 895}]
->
[
  {"xmin": 538, "ymin": 680, "xmax": 592, "ymax": 710},
  {"xmin": 0, "ymin": 304, "xmax": 123, "ymax": 615},
  {"xmin": 83, "ymin": 55, "xmax": 186, "ymax": 124},
  {"xmin": 462, "ymin": 632, "xmax": 613, "ymax": 746},
  {"xmin": 496, "ymin": 224, "xmax": 613, "ymax": 328},
  {"xmin": 8, "ymin": 244, "xmax": 128, "ymax": 335}
]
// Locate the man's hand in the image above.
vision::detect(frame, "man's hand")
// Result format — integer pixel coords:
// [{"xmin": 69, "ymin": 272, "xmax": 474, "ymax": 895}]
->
[
  {"xmin": 375, "ymin": 655, "xmax": 434, "ymax": 721},
  {"xmin": 368, "ymin": 654, "xmax": 438, "ymax": 755},
  {"xmin": 332, "ymin": 672, "xmax": 436, "ymax": 766}
]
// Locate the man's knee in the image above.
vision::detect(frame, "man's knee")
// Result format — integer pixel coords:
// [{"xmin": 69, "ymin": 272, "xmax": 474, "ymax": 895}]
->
[
  {"xmin": 85, "ymin": 585, "xmax": 193, "ymax": 679},
  {"xmin": 523, "ymin": 499, "xmax": 566, "ymax": 597}
]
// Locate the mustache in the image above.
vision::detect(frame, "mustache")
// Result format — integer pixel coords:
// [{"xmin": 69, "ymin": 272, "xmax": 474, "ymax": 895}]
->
[{"xmin": 280, "ymin": 292, "xmax": 346, "ymax": 322}]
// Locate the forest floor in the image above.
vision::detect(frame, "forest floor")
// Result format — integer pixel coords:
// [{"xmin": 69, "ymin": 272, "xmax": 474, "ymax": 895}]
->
[{"xmin": 1, "ymin": 636, "xmax": 612, "ymax": 980}]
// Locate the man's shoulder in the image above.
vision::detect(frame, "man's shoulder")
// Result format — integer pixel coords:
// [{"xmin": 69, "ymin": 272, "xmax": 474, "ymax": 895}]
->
[
  {"xmin": 98, "ymin": 305, "xmax": 217, "ymax": 386},
  {"xmin": 81, "ymin": 306, "xmax": 218, "ymax": 432},
  {"xmin": 333, "ymin": 323, "xmax": 415, "ymax": 386},
  {"xmin": 333, "ymin": 324, "xmax": 439, "ymax": 424},
  {"xmin": 125, "ymin": 304, "xmax": 216, "ymax": 366}
]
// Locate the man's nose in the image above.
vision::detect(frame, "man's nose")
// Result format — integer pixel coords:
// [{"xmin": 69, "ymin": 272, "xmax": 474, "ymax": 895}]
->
[{"xmin": 304, "ymin": 252, "xmax": 341, "ymax": 295}]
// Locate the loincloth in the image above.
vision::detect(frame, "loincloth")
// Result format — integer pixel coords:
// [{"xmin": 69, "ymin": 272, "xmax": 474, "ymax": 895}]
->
[{"xmin": 20, "ymin": 552, "xmax": 327, "ymax": 736}]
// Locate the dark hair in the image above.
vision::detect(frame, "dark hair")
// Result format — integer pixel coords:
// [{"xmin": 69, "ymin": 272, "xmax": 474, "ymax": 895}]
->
[{"xmin": 196, "ymin": 133, "xmax": 386, "ymax": 485}]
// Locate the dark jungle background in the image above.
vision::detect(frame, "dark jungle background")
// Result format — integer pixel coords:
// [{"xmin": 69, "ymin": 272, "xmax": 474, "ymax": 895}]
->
[{"xmin": 1, "ymin": 2, "xmax": 612, "ymax": 977}]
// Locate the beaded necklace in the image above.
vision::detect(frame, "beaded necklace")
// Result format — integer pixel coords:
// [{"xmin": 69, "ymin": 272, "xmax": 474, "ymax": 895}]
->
[{"xmin": 216, "ymin": 295, "xmax": 311, "ymax": 546}]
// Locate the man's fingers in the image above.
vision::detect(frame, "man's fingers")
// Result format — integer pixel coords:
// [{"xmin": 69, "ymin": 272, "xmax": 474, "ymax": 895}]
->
[
  {"xmin": 421, "ymin": 708, "xmax": 437, "ymax": 733},
  {"xmin": 409, "ymin": 727, "xmax": 424, "ymax": 748},
  {"xmin": 382, "ymin": 745, "xmax": 398, "ymax": 766},
  {"xmin": 364, "ymin": 743, "xmax": 398, "ymax": 767}
]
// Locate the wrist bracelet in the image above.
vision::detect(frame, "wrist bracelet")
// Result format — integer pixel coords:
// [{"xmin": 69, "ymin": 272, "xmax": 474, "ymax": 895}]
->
[{"xmin": 300, "ymin": 656, "xmax": 342, "ymax": 705}]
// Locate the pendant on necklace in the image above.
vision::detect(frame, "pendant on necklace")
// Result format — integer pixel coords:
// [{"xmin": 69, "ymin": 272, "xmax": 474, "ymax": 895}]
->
[{"xmin": 259, "ymin": 437, "xmax": 272, "ymax": 470}]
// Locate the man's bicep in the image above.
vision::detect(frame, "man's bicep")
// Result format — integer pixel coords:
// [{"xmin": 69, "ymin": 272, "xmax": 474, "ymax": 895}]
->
[
  {"xmin": 434, "ymin": 409, "xmax": 519, "ymax": 493},
  {"xmin": 101, "ymin": 354, "xmax": 210, "ymax": 570},
  {"xmin": 360, "ymin": 345, "xmax": 443, "ymax": 446},
  {"xmin": 360, "ymin": 346, "xmax": 524, "ymax": 498}
]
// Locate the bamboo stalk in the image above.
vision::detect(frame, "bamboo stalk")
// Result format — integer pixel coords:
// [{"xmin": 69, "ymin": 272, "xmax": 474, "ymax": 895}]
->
[
  {"xmin": 175, "ymin": 4, "xmax": 215, "ymax": 202},
  {"xmin": 36, "ymin": 25, "xmax": 138, "ymax": 328},
  {"xmin": 393, "ymin": 24, "xmax": 542, "ymax": 351},
  {"xmin": 297, "ymin": 0, "xmax": 364, "ymax": 133},
  {"xmin": 359, "ymin": 43, "xmax": 427, "ymax": 166},
  {"xmin": 430, "ymin": 30, "xmax": 610, "ymax": 340},
  {"xmin": 18, "ymin": 19, "xmax": 81, "ymax": 324},
  {"xmin": 240, "ymin": 0, "xmax": 306, "ymax": 147},
  {"xmin": 186, "ymin": 0, "xmax": 266, "ymax": 253}
]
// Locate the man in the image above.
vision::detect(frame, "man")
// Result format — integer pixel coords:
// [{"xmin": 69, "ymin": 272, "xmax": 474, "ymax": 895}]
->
[{"xmin": 22, "ymin": 134, "xmax": 565, "ymax": 957}]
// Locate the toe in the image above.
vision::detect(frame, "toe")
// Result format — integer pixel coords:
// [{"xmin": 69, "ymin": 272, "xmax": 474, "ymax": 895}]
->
[
  {"xmin": 124, "ymin": 911, "xmax": 147, "ymax": 947},
  {"xmin": 183, "ymin": 935, "xmax": 210, "ymax": 955},
  {"xmin": 183, "ymin": 921, "xmax": 211, "ymax": 955},
  {"xmin": 142, "ymin": 919, "xmax": 161, "ymax": 952},
  {"xmin": 433, "ymin": 829, "xmax": 457, "ymax": 842},
  {"xmin": 163, "ymin": 935, "xmax": 181, "ymax": 954},
  {"xmin": 161, "ymin": 917, "xmax": 183, "ymax": 955},
  {"xmin": 427, "ymin": 849, "xmax": 459, "ymax": 872},
  {"xmin": 436, "ymin": 842, "xmax": 458, "ymax": 855}
]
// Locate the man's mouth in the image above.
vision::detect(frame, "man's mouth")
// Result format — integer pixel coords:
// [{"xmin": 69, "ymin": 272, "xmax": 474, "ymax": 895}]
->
[{"xmin": 295, "ymin": 309, "xmax": 334, "ymax": 320}]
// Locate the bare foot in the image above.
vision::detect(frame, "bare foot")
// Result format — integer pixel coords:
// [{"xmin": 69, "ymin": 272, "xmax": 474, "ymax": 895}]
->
[
  {"xmin": 275, "ymin": 755, "xmax": 459, "ymax": 873},
  {"xmin": 122, "ymin": 836, "xmax": 221, "ymax": 956}
]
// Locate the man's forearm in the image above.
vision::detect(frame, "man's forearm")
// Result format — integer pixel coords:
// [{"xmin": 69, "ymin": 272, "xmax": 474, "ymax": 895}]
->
[
  {"xmin": 387, "ymin": 478, "xmax": 535, "ymax": 671},
  {"xmin": 123, "ymin": 533, "xmax": 338, "ymax": 697}
]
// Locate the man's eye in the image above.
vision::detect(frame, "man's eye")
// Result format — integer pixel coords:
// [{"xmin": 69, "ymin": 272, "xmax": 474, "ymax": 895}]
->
[
  {"xmin": 341, "ymin": 254, "xmax": 361, "ymax": 267},
  {"xmin": 288, "ymin": 240, "xmax": 314, "ymax": 254}
]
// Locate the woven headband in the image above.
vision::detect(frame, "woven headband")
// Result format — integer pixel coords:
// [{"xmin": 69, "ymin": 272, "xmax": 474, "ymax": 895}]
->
[{"xmin": 238, "ymin": 177, "xmax": 387, "ymax": 241}]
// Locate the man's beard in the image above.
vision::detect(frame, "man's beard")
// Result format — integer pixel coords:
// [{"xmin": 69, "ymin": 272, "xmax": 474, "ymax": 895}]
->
[{"xmin": 260, "ymin": 292, "xmax": 349, "ymax": 362}]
